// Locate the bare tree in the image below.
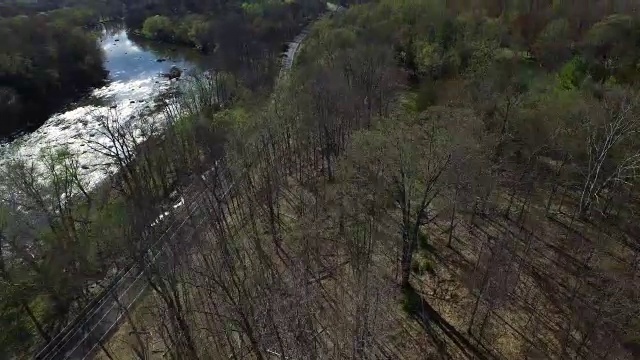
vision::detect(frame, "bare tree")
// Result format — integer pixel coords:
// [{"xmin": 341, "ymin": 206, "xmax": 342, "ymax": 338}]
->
[
  {"xmin": 0, "ymin": 217, "xmax": 51, "ymax": 343},
  {"xmin": 342, "ymin": 108, "xmax": 482, "ymax": 288},
  {"xmin": 578, "ymin": 88, "xmax": 640, "ymax": 216}
]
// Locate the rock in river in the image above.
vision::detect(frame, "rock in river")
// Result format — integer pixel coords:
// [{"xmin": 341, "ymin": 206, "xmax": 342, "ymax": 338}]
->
[
  {"xmin": 169, "ymin": 65, "xmax": 182, "ymax": 78},
  {"xmin": 163, "ymin": 65, "xmax": 182, "ymax": 80}
]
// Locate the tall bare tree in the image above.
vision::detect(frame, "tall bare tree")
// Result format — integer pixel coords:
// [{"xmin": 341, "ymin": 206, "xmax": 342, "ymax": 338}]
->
[{"xmin": 578, "ymin": 88, "xmax": 640, "ymax": 216}]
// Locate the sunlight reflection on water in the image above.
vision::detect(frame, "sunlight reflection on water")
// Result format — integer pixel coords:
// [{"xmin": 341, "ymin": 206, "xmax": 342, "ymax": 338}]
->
[{"xmin": 2, "ymin": 28, "xmax": 204, "ymax": 188}]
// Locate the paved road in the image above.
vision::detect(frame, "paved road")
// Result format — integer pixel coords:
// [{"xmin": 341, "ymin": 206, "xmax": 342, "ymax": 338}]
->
[
  {"xmin": 34, "ymin": 168, "xmax": 234, "ymax": 360},
  {"xmin": 279, "ymin": 5, "xmax": 344, "ymax": 77},
  {"xmin": 35, "ymin": 199, "xmax": 197, "ymax": 359},
  {"xmin": 279, "ymin": 28, "xmax": 311, "ymax": 77},
  {"xmin": 62, "ymin": 200, "xmax": 209, "ymax": 360}
]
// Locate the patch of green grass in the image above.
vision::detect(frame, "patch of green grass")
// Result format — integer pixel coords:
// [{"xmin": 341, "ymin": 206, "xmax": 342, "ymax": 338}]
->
[{"xmin": 411, "ymin": 257, "xmax": 435, "ymax": 276}]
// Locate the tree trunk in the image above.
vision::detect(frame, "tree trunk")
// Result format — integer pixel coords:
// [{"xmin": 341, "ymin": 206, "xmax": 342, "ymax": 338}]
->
[
  {"xmin": 504, "ymin": 187, "xmax": 516, "ymax": 218},
  {"xmin": 468, "ymin": 290, "xmax": 482, "ymax": 335},
  {"xmin": 447, "ymin": 188, "xmax": 458, "ymax": 248},
  {"xmin": 400, "ymin": 231, "xmax": 414, "ymax": 288},
  {"xmin": 558, "ymin": 184, "xmax": 569, "ymax": 215},
  {"xmin": 99, "ymin": 341, "xmax": 116, "ymax": 360},
  {"xmin": 22, "ymin": 302, "xmax": 50, "ymax": 342},
  {"xmin": 478, "ymin": 306, "xmax": 492, "ymax": 338},
  {"xmin": 546, "ymin": 182, "xmax": 558, "ymax": 216}
]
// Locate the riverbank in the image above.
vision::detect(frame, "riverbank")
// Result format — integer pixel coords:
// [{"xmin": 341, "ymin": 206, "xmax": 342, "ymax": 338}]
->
[
  {"xmin": 1, "ymin": 25, "xmax": 210, "ymax": 188},
  {"xmin": 0, "ymin": 12, "xmax": 109, "ymax": 138}
]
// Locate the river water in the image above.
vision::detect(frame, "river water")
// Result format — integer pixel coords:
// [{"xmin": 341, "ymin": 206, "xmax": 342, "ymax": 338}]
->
[{"xmin": 0, "ymin": 24, "xmax": 209, "ymax": 187}]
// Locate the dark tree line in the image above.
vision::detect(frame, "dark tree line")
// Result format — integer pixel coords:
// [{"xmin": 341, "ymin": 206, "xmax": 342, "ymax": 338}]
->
[
  {"xmin": 127, "ymin": 0, "xmax": 325, "ymax": 91},
  {"xmin": 0, "ymin": 12, "xmax": 107, "ymax": 138}
]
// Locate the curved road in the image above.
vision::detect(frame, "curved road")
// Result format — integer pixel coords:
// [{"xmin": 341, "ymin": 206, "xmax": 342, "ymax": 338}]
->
[
  {"xmin": 279, "ymin": 28, "xmax": 311, "ymax": 77},
  {"xmin": 279, "ymin": 4, "xmax": 344, "ymax": 77}
]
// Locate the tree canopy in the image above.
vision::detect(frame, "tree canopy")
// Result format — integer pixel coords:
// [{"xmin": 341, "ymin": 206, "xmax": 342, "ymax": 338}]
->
[{"xmin": 0, "ymin": 11, "xmax": 106, "ymax": 138}]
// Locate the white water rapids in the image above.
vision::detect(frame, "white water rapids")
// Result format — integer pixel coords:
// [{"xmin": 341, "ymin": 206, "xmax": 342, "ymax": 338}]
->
[{"xmin": 0, "ymin": 26, "xmax": 205, "ymax": 188}]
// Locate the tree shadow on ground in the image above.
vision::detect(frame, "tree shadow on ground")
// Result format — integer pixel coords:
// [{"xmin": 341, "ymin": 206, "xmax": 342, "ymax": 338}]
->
[{"xmin": 402, "ymin": 285, "xmax": 496, "ymax": 360}]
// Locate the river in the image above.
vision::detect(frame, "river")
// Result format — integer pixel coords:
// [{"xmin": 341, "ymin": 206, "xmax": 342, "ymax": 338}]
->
[{"xmin": 0, "ymin": 24, "xmax": 210, "ymax": 188}]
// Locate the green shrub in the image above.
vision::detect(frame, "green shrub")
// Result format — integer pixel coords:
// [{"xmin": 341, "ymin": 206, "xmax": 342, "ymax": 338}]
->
[
  {"xmin": 411, "ymin": 259, "xmax": 422, "ymax": 274},
  {"xmin": 558, "ymin": 56, "xmax": 588, "ymax": 90},
  {"xmin": 418, "ymin": 229, "xmax": 429, "ymax": 250},
  {"xmin": 422, "ymin": 259, "xmax": 435, "ymax": 275},
  {"xmin": 142, "ymin": 15, "xmax": 174, "ymax": 41},
  {"xmin": 411, "ymin": 258, "xmax": 436, "ymax": 276}
]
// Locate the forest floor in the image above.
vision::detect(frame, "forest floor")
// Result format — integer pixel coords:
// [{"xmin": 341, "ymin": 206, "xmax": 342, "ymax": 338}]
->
[
  {"xmin": 414, "ymin": 183, "xmax": 637, "ymax": 360},
  {"xmin": 93, "ymin": 295, "xmax": 164, "ymax": 359},
  {"xmin": 92, "ymin": 146, "xmax": 640, "ymax": 360}
]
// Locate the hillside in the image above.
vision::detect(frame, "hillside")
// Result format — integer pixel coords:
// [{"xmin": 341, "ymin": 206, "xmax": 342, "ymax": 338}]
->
[{"xmin": 3, "ymin": 0, "xmax": 640, "ymax": 359}]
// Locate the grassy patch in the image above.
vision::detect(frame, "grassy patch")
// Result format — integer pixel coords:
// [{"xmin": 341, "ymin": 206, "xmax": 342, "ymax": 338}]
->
[{"xmin": 411, "ymin": 257, "xmax": 436, "ymax": 276}]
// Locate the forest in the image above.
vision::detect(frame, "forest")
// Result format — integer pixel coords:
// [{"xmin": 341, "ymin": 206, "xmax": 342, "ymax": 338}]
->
[
  {"xmin": 0, "ymin": 0, "xmax": 325, "ymax": 138},
  {"xmin": 127, "ymin": 0, "xmax": 325, "ymax": 89},
  {"xmin": 0, "ymin": 0, "xmax": 118, "ymax": 17},
  {"xmin": 2, "ymin": 0, "xmax": 640, "ymax": 359},
  {"xmin": 0, "ymin": 7, "xmax": 107, "ymax": 138}
]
